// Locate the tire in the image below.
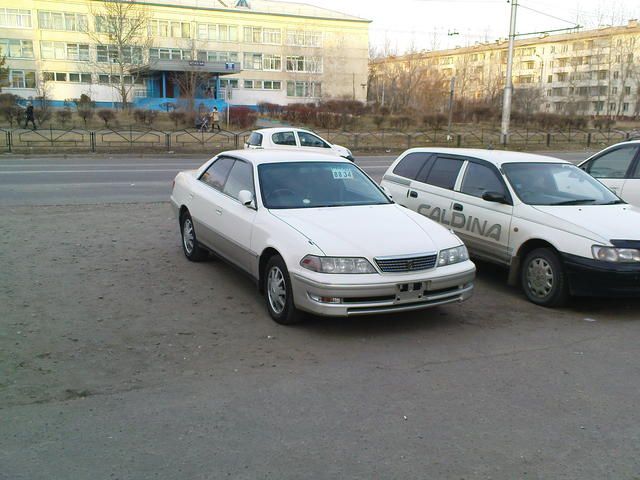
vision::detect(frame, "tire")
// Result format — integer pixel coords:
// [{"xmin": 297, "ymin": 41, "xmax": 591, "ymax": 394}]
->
[
  {"xmin": 264, "ymin": 255, "xmax": 304, "ymax": 325},
  {"xmin": 180, "ymin": 211, "xmax": 208, "ymax": 262},
  {"xmin": 521, "ymin": 247, "xmax": 568, "ymax": 307}
]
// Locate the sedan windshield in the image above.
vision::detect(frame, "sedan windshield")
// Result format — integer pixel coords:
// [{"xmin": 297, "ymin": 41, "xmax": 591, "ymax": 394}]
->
[
  {"xmin": 502, "ymin": 162, "xmax": 623, "ymax": 206},
  {"xmin": 258, "ymin": 162, "xmax": 391, "ymax": 209}
]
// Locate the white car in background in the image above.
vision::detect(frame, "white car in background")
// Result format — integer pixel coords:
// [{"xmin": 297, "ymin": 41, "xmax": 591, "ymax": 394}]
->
[
  {"xmin": 381, "ymin": 148, "xmax": 640, "ymax": 307},
  {"xmin": 578, "ymin": 140, "xmax": 640, "ymax": 206},
  {"xmin": 244, "ymin": 127, "xmax": 355, "ymax": 161},
  {"xmin": 170, "ymin": 150, "xmax": 475, "ymax": 324}
]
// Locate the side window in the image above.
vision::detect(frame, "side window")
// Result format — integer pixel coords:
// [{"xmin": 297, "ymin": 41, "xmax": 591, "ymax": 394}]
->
[
  {"xmin": 223, "ymin": 160, "xmax": 255, "ymax": 200},
  {"xmin": 632, "ymin": 159, "xmax": 640, "ymax": 179},
  {"xmin": 200, "ymin": 157, "xmax": 235, "ymax": 191},
  {"xmin": 272, "ymin": 131, "xmax": 297, "ymax": 146},
  {"xmin": 585, "ymin": 146, "xmax": 638, "ymax": 178},
  {"xmin": 460, "ymin": 162, "xmax": 506, "ymax": 198},
  {"xmin": 298, "ymin": 131, "xmax": 330, "ymax": 148},
  {"xmin": 425, "ymin": 157, "xmax": 464, "ymax": 190},
  {"xmin": 392, "ymin": 153, "xmax": 432, "ymax": 180},
  {"xmin": 247, "ymin": 132, "xmax": 262, "ymax": 147}
]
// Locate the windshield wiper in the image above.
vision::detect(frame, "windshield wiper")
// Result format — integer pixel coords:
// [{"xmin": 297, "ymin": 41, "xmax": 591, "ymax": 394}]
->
[
  {"xmin": 551, "ymin": 198, "xmax": 597, "ymax": 206},
  {"xmin": 600, "ymin": 199, "xmax": 626, "ymax": 205}
]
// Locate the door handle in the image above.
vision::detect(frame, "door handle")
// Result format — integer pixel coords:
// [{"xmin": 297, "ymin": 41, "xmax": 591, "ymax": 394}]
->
[
  {"xmin": 453, "ymin": 203, "xmax": 464, "ymax": 212},
  {"xmin": 408, "ymin": 190, "xmax": 418, "ymax": 198},
  {"xmin": 215, "ymin": 208, "xmax": 222, "ymax": 215}
]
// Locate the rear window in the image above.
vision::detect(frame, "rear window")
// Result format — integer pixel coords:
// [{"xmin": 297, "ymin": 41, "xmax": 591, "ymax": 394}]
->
[
  {"xmin": 392, "ymin": 152, "xmax": 432, "ymax": 180},
  {"xmin": 247, "ymin": 132, "xmax": 263, "ymax": 147},
  {"xmin": 424, "ymin": 158, "xmax": 464, "ymax": 190},
  {"xmin": 272, "ymin": 131, "xmax": 297, "ymax": 146}
]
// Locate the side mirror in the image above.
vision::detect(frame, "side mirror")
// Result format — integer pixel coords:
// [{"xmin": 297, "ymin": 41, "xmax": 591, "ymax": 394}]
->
[
  {"xmin": 238, "ymin": 190, "xmax": 254, "ymax": 207},
  {"xmin": 482, "ymin": 191, "xmax": 509, "ymax": 204},
  {"xmin": 381, "ymin": 185, "xmax": 393, "ymax": 200}
]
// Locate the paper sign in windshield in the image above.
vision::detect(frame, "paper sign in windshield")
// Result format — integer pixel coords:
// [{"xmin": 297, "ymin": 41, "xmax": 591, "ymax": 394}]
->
[{"xmin": 331, "ymin": 168, "xmax": 353, "ymax": 180}]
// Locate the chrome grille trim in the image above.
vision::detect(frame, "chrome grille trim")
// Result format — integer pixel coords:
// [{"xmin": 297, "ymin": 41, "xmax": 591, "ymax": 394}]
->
[{"xmin": 374, "ymin": 253, "xmax": 438, "ymax": 273}]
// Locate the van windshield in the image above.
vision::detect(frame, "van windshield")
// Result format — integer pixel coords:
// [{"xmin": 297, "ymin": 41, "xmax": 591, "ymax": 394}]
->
[{"xmin": 502, "ymin": 162, "xmax": 623, "ymax": 206}]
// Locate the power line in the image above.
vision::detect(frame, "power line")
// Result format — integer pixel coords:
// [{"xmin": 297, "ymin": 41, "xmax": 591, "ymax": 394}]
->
[{"xmin": 518, "ymin": 3, "xmax": 579, "ymax": 26}]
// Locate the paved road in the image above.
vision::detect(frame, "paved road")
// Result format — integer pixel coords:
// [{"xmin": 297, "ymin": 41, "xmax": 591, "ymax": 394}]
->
[{"xmin": 0, "ymin": 151, "xmax": 593, "ymax": 206}]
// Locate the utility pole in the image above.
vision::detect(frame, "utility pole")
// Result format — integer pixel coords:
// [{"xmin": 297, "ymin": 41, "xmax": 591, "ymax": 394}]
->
[
  {"xmin": 447, "ymin": 76, "xmax": 456, "ymax": 141},
  {"xmin": 501, "ymin": 0, "xmax": 518, "ymax": 145}
]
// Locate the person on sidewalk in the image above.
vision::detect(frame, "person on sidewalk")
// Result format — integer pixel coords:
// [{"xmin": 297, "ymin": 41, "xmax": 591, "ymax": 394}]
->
[
  {"xmin": 24, "ymin": 102, "xmax": 37, "ymax": 130},
  {"xmin": 210, "ymin": 106, "xmax": 221, "ymax": 132}
]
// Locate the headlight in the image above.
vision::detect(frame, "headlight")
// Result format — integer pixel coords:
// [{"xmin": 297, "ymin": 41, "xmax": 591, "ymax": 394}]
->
[
  {"xmin": 300, "ymin": 255, "xmax": 377, "ymax": 274},
  {"xmin": 592, "ymin": 246, "xmax": 640, "ymax": 263},
  {"xmin": 437, "ymin": 245, "xmax": 469, "ymax": 267}
]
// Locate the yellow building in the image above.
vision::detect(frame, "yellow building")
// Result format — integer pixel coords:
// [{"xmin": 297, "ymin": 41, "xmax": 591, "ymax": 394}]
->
[
  {"xmin": 371, "ymin": 20, "xmax": 640, "ymax": 117},
  {"xmin": 0, "ymin": 0, "xmax": 370, "ymax": 109}
]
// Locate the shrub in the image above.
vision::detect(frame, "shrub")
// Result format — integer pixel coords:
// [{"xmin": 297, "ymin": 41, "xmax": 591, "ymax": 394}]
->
[
  {"xmin": 133, "ymin": 109, "xmax": 146, "ymax": 124},
  {"xmin": 56, "ymin": 108, "xmax": 72, "ymax": 126},
  {"xmin": 74, "ymin": 94, "xmax": 95, "ymax": 127},
  {"xmin": 0, "ymin": 93, "xmax": 23, "ymax": 127},
  {"xmin": 314, "ymin": 111, "xmax": 341, "ymax": 129},
  {"xmin": 422, "ymin": 113, "xmax": 447, "ymax": 129},
  {"xmin": 283, "ymin": 103, "xmax": 315, "ymax": 124},
  {"xmin": 144, "ymin": 109, "xmax": 158, "ymax": 127},
  {"xmin": 168, "ymin": 110, "xmax": 186, "ymax": 128},
  {"xmin": 593, "ymin": 117, "xmax": 616, "ymax": 130},
  {"xmin": 373, "ymin": 115, "xmax": 386, "ymax": 128},
  {"xmin": 257, "ymin": 102, "xmax": 284, "ymax": 116},
  {"xmin": 229, "ymin": 106, "xmax": 257, "ymax": 129},
  {"xmin": 379, "ymin": 106, "xmax": 391, "ymax": 116},
  {"xmin": 97, "ymin": 109, "xmax": 115, "ymax": 127}
]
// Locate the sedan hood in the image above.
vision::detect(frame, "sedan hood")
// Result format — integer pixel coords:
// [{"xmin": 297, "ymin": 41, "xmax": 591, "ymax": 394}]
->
[
  {"xmin": 270, "ymin": 204, "xmax": 455, "ymax": 257},
  {"xmin": 532, "ymin": 203, "xmax": 640, "ymax": 243}
]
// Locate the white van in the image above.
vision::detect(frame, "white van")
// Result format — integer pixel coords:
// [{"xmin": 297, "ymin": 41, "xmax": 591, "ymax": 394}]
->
[{"xmin": 381, "ymin": 148, "xmax": 640, "ymax": 306}]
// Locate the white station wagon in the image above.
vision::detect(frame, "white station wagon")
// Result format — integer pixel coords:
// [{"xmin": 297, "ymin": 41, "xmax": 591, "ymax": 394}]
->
[
  {"xmin": 381, "ymin": 148, "xmax": 640, "ymax": 307},
  {"xmin": 244, "ymin": 127, "xmax": 354, "ymax": 161},
  {"xmin": 171, "ymin": 150, "xmax": 475, "ymax": 324}
]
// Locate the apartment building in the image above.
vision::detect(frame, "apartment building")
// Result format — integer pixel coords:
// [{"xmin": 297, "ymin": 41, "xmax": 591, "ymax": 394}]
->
[
  {"xmin": 0, "ymin": 0, "xmax": 370, "ymax": 109},
  {"xmin": 372, "ymin": 20, "xmax": 640, "ymax": 117}
]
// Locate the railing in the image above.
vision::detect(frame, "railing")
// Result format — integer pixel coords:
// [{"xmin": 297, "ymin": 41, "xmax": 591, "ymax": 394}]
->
[{"xmin": 0, "ymin": 126, "xmax": 637, "ymax": 154}]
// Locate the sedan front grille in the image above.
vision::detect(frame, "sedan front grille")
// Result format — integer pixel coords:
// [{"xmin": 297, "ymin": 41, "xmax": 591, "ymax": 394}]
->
[{"xmin": 374, "ymin": 254, "xmax": 437, "ymax": 273}]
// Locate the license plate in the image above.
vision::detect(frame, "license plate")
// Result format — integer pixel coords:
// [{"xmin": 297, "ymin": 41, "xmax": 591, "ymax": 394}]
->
[{"xmin": 396, "ymin": 282, "xmax": 425, "ymax": 301}]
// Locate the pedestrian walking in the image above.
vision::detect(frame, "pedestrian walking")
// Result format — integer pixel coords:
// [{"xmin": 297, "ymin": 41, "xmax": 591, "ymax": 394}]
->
[
  {"xmin": 24, "ymin": 102, "xmax": 37, "ymax": 130},
  {"xmin": 210, "ymin": 106, "xmax": 221, "ymax": 131}
]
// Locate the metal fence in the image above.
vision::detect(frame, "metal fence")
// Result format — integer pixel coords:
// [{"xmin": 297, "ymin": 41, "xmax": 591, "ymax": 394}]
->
[{"xmin": 1, "ymin": 126, "xmax": 637, "ymax": 154}]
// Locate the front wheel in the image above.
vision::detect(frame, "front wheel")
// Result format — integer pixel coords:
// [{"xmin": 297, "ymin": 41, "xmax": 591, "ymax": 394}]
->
[
  {"xmin": 180, "ymin": 212, "xmax": 208, "ymax": 262},
  {"xmin": 264, "ymin": 255, "xmax": 304, "ymax": 325},
  {"xmin": 521, "ymin": 248, "xmax": 568, "ymax": 307}
]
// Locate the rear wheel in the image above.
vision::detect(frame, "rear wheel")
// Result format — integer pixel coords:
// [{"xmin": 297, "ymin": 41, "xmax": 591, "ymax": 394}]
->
[
  {"xmin": 180, "ymin": 212, "xmax": 208, "ymax": 262},
  {"xmin": 521, "ymin": 248, "xmax": 568, "ymax": 307},
  {"xmin": 264, "ymin": 255, "xmax": 304, "ymax": 325}
]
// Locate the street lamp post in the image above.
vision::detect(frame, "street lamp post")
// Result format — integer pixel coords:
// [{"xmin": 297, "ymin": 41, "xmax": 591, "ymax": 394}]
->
[{"xmin": 501, "ymin": 0, "xmax": 518, "ymax": 145}]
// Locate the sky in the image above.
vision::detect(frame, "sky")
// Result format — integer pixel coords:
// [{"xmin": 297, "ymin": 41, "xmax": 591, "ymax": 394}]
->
[{"xmin": 272, "ymin": 0, "xmax": 640, "ymax": 54}]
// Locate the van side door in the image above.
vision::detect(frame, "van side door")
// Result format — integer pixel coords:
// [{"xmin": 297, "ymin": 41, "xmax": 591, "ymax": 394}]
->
[{"xmin": 581, "ymin": 144, "xmax": 639, "ymax": 197}]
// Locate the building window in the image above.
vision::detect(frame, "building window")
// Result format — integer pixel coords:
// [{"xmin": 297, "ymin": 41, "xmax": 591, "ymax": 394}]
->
[
  {"xmin": 609, "ymin": 103, "xmax": 616, "ymax": 111},
  {"xmin": 286, "ymin": 81, "xmax": 321, "ymax": 98},
  {"xmin": 243, "ymin": 80, "xmax": 281, "ymax": 90},
  {"xmin": 593, "ymin": 101, "xmax": 604, "ymax": 112},
  {"xmin": 98, "ymin": 45, "xmax": 143, "ymax": 63},
  {"xmin": 196, "ymin": 51, "xmax": 239, "ymax": 63},
  {"xmin": 38, "ymin": 11, "xmax": 87, "ymax": 31},
  {"xmin": 149, "ymin": 48, "xmax": 189, "ymax": 61},
  {"xmin": 44, "ymin": 72, "xmax": 92, "ymax": 84},
  {"xmin": 285, "ymin": 30, "xmax": 323, "ymax": 47},
  {"xmin": 219, "ymin": 79, "xmax": 239, "ymax": 89},
  {"xmin": 218, "ymin": 24, "xmax": 238, "ymax": 42},
  {"xmin": 243, "ymin": 26, "xmax": 263, "ymax": 43},
  {"xmin": 613, "ymin": 71, "xmax": 619, "ymax": 79},
  {"xmin": 149, "ymin": 19, "xmax": 190, "ymax": 38},
  {"xmin": 8, "ymin": 70, "xmax": 36, "ymax": 88},
  {"xmin": 625, "ymin": 86, "xmax": 631, "ymax": 95},
  {"xmin": 623, "ymin": 103, "xmax": 629, "ymax": 112},
  {"xmin": 0, "ymin": 9, "xmax": 32, "ymax": 28},
  {"xmin": 286, "ymin": 55, "xmax": 322, "ymax": 73},
  {"xmin": 262, "ymin": 54, "xmax": 281, "ymax": 71},
  {"xmin": 243, "ymin": 53, "xmax": 263, "ymax": 70},
  {"xmin": 262, "ymin": 28, "xmax": 281, "ymax": 45},
  {"xmin": 612, "ymin": 87, "xmax": 618, "ymax": 94},
  {"xmin": 0, "ymin": 39, "xmax": 34, "ymax": 58}
]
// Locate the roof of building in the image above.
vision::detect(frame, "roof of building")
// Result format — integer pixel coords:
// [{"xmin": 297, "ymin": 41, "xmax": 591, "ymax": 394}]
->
[
  {"xmin": 374, "ymin": 19, "xmax": 640, "ymax": 64},
  {"xmin": 135, "ymin": 0, "xmax": 370, "ymax": 23},
  {"xmin": 402, "ymin": 148, "xmax": 569, "ymax": 166}
]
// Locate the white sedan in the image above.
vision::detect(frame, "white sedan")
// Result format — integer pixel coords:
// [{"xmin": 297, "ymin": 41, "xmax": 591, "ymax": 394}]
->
[
  {"xmin": 244, "ymin": 127, "xmax": 354, "ymax": 161},
  {"xmin": 170, "ymin": 150, "xmax": 475, "ymax": 324}
]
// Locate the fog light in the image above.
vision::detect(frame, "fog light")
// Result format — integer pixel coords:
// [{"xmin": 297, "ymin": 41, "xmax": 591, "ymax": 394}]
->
[{"xmin": 309, "ymin": 294, "xmax": 342, "ymax": 304}]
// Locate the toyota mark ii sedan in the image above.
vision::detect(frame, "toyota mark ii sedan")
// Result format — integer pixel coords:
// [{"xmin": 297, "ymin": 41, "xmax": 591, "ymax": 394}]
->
[
  {"xmin": 381, "ymin": 148, "xmax": 640, "ymax": 307},
  {"xmin": 170, "ymin": 150, "xmax": 475, "ymax": 324}
]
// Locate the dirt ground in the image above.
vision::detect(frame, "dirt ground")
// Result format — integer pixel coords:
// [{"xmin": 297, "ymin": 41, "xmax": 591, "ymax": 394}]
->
[{"xmin": 2, "ymin": 203, "xmax": 640, "ymax": 479}]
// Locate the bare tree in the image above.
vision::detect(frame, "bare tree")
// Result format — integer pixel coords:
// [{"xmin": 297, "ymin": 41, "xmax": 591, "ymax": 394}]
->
[
  {"xmin": 0, "ymin": 55, "xmax": 8, "ymax": 92},
  {"xmin": 84, "ymin": 0, "xmax": 151, "ymax": 109}
]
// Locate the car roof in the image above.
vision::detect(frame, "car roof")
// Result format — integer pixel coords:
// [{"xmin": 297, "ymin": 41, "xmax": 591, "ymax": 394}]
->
[
  {"xmin": 253, "ymin": 127, "xmax": 313, "ymax": 134},
  {"xmin": 400, "ymin": 148, "xmax": 569, "ymax": 166},
  {"xmin": 219, "ymin": 149, "xmax": 346, "ymax": 165}
]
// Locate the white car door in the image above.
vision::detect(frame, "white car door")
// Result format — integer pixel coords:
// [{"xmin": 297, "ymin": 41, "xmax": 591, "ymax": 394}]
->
[
  {"xmin": 409, "ymin": 154, "xmax": 466, "ymax": 228},
  {"xmin": 296, "ymin": 131, "xmax": 335, "ymax": 155},
  {"xmin": 452, "ymin": 160, "xmax": 513, "ymax": 265},
  {"xmin": 582, "ymin": 144, "xmax": 639, "ymax": 198},
  {"xmin": 190, "ymin": 157, "xmax": 236, "ymax": 250},
  {"xmin": 213, "ymin": 159, "xmax": 258, "ymax": 273},
  {"xmin": 621, "ymin": 155, "xmax": 640, "ymax": 206},
  {"xmin": 270, "ymin": 131, "xmax": 299, "ymax": 151},
  {"xmin": 382, "ymin": 151, "xmax": 433, "ymax": 204}
]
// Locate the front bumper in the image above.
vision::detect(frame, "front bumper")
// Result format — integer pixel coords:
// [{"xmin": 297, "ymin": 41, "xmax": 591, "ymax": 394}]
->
[
  {"xmin": 562, "ymin": 253, "xmax": 640, "ymax": 297},
  {"xmin": 290, "ymin": 264, "xmax": 476, "ymax": 317}
]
